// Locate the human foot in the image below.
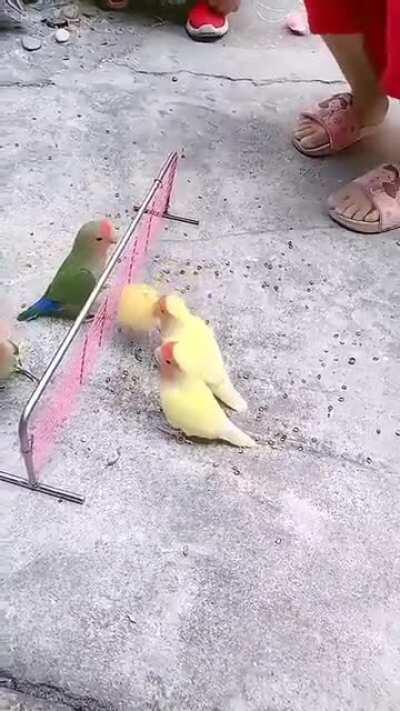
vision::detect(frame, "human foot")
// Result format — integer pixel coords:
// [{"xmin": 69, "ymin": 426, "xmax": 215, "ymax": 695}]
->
[
  {"xmin": 328, "ymin": 163, "xmax": 400, "ymax": 234},
  {"xmin": 293, "ymin": 93, "xmax": 388, "ymax": 157}
]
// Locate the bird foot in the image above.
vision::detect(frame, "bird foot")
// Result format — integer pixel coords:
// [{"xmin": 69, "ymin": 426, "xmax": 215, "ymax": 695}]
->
[
  {"xmin": 15, "ymin": 366, "xmax": 39, "ymax": 383},
  {"xmin": 156, "ymin": 425, "xmax": 192, "ymax": 445}
]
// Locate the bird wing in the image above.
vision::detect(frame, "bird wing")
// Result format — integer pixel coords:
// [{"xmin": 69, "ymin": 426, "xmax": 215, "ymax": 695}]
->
[
  {"xmin": 161, "ymin": 376, "xmax": 228, "ymax": 439},
  {"xmin": 176, "ymin": 317, "xmax": 226, "ymax": 385},
  {"xmin": 47, "ymin": 265, "xmax": 97, "ymax": 306}
]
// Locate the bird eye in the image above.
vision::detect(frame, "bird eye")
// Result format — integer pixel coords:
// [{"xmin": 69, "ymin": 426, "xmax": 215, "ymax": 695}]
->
[
  {"xmin": 166, "ymin": 359, "xmax": 172, "ymax": 365},
  {"xmin": 96, "ymin": 237, "xmax": 103, "ymax": 241}
]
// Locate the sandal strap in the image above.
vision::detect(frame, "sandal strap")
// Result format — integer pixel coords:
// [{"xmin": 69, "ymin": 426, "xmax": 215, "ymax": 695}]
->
[
  {"xmin": 300, "ymin": 93, "xmax": 361, "ymax": 152},
  {"xmin": 354, "ymin": 163, "xmax": 400, "ymax": 230}
]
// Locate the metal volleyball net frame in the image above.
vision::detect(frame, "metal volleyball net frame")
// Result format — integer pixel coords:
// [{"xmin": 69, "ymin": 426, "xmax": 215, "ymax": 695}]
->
[{"xmin": 0, "ymin": 152, "xmax": 198, "ymax": 504}]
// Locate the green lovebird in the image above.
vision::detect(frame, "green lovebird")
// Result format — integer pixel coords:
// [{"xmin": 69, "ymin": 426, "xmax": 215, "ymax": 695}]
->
[{"xmin": 17, "ymin": 219, "xmax": 117, "ymax": 321}]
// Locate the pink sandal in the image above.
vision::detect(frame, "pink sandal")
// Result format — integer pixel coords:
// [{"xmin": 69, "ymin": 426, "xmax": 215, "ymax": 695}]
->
[
  {"xmin": 293, "ymin": 93, "xmax": 380, "ymax": 157},
  {"xmin": 328, "ymin": 163, "xmax": 400, "ymax": 234}
]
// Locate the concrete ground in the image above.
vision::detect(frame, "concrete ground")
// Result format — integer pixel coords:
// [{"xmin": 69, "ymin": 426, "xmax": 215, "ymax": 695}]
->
[{"xmin": 1, "ymin": 1, "xmax": 400, "ymax": 709}]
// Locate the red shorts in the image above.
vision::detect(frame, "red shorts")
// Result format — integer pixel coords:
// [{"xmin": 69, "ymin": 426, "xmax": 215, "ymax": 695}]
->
[{"xmin": 304, "ymin": 0, "xmax": 400, "ymax": 98}]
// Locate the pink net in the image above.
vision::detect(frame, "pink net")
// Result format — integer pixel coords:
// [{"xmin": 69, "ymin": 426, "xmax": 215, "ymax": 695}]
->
[{"xmin": 30, "ymin": 155, "xmax": 177, "ymax": 472}]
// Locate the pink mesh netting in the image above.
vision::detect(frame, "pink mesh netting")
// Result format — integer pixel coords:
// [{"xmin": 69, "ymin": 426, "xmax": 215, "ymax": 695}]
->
[{"xmin": 30, "ymin": 156, "xmax": 177, "ymax": 472}]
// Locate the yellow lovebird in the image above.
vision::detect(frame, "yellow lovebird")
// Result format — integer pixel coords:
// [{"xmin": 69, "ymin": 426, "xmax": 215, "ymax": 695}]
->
[
  {"xmin": 117, "ymin": 283, "xmax": 160, "ymax": 333},
  {"xmin": 0, "ymin": 337, "xmax": 16, "ymax": 381},
  {"xmin": 158, "ymin": 342, "xmax": 255, "ymax": 448},
  {"xmin": 0, "ymin": 320, "xmax": 37, "ymax": 384},
  {"xmin": 153, "ymin": 293, "xmax": 247, "ymax": 412}
]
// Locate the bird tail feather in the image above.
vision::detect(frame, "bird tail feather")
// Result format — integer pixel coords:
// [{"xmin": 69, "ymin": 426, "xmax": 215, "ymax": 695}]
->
[
  {"xmin": 213, "ymin": 377, "xmax": 248, "ymax": 413},
  {"xmin": 17, "ymin": 297, "xmax": 59, "ymax": 321},
  {"xmin": 221, "ymin": 421, "xmax": 256, "ymax": 448}
]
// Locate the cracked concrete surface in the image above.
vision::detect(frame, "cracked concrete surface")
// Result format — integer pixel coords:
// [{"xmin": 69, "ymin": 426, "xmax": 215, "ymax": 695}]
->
[
  {"xmin": 0, "ymin": 688, "xmax": 73, "ymax": 711},
  {"xmin": 1, "ymin": 1, "xmax": 400, "ymax": 710}
]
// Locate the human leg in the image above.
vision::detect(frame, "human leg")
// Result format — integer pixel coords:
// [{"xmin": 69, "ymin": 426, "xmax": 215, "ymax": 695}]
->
[{"xmin": 294, "ymin": 0, "xmax": 400, "ymax": 233}]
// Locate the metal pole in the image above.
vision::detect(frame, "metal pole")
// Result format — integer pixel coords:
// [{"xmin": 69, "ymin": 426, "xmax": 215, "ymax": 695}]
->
[
  {"xmin": 0, "ymin": 470, "xmax": 85, "ymax": 504},
  {"xmin": 17, "ymin": 151, "xmax": 180, "ymax": 489},
  {"xmin": 133, "ymin": 206, "xmax": 200, "ymax": 226}
]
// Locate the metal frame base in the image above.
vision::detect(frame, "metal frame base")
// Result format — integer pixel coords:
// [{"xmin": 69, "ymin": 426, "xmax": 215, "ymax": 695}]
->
[
  {"xmin": 0, "ymin": 153, "xmax": 197, "ymax": 507},
  {"xmin": 0, "ymin": 470, "xmax": 84, "ymax": 504},
  {"xmin": 133, "ymin": 207, "xmax": 200, "ymax": 226}
]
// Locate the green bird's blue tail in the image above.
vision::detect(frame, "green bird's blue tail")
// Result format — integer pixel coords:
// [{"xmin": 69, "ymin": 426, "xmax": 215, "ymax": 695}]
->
[{"xmin": 17, "ymin": 297, "xmax": 62, "ymax": 321}]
